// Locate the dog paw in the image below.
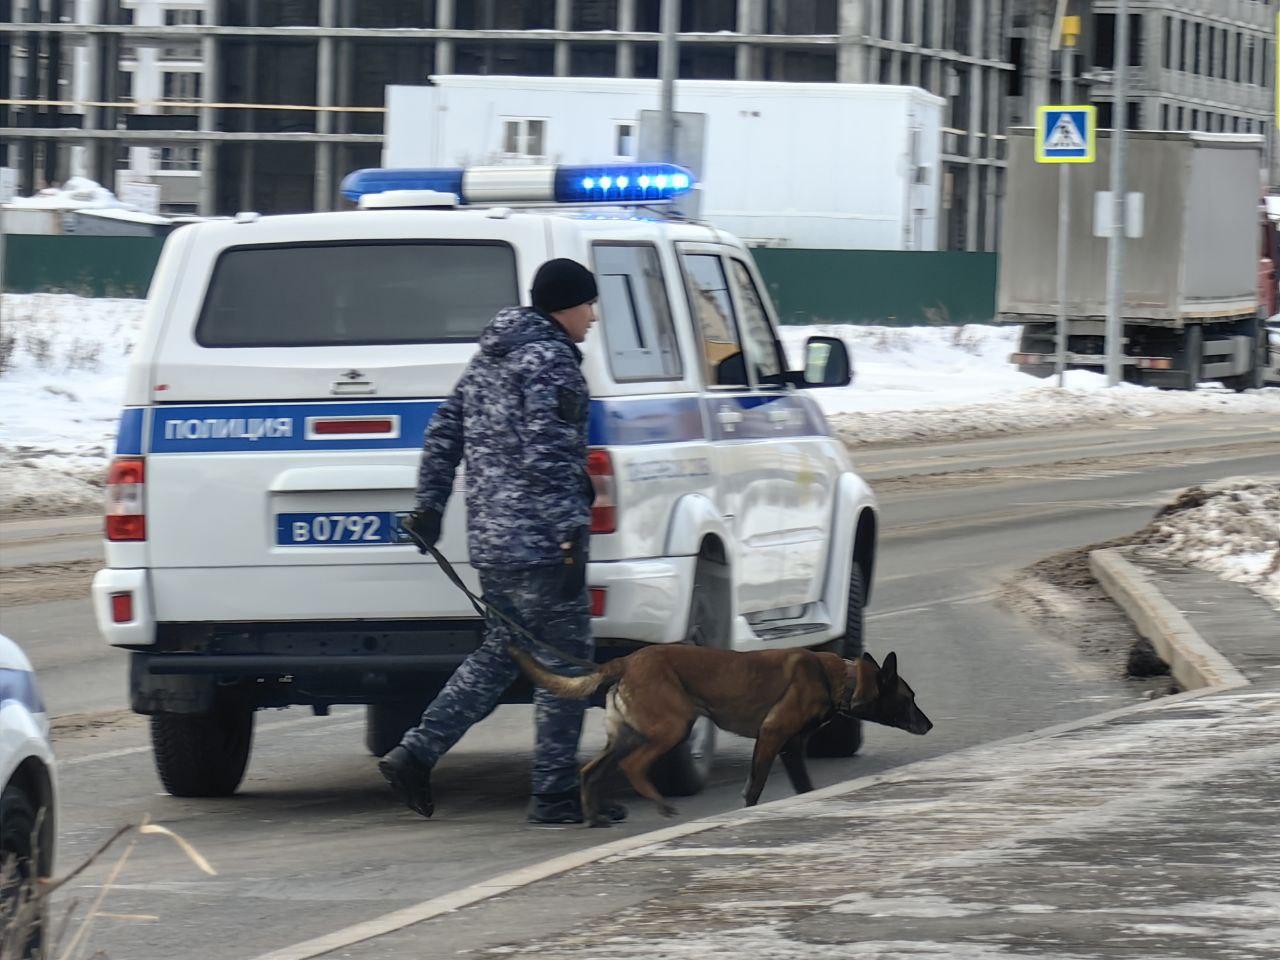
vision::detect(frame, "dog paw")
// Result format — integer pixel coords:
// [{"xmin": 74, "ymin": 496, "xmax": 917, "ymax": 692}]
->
[
  {"xmin": 659, "ymin": 803, "xmax": 678, "ymax": 818},
  {"xmin": 588, "ymin": 816, "xmax": 613, "ymax": 829}
]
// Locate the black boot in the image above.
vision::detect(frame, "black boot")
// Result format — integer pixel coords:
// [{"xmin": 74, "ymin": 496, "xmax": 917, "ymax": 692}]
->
[
  {"xmin": 527, "ymin": 790, "xmax": 628, "ymax": 826},
  {"xmin": 378, "ymin": 745, "xmax": 434, "ymax": 818}
]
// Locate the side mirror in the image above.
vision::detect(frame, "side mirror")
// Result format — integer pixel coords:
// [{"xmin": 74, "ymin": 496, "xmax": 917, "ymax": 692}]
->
[{"xmin": 802, "ymin": 336, "xmax": 852, "ymax": 388}]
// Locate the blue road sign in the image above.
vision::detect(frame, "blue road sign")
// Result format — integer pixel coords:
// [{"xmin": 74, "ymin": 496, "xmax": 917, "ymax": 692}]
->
[{"xmin": 1036, "ymin": 105, "xmax": 1096, "ymax": 164}]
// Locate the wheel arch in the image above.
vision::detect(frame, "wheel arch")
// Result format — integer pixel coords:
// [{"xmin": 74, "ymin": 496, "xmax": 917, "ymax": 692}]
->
[{"xmin": 664, "ymin": 493, "xmax": 732, "ymax": 559}]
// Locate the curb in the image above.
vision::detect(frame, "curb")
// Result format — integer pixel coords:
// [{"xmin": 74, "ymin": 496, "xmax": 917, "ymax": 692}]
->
[{"xmin": 1089, "ymin": 547, "xmax": 1249, "ymax": 692}]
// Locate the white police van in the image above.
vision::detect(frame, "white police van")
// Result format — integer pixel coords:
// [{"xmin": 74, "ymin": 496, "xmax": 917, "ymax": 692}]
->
[{"xmin": 90, "ymin": 163, "xmax": 879, "ymax": 799}]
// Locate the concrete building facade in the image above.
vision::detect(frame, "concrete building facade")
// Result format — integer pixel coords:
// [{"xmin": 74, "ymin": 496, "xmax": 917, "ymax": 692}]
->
[
  {"xmin": 2, "ymin": 1, "xmax": 1275, "ymax": 249},
  {"xmin": 1085, "ymin": 0, "xmax": 1276, "ymax": 184}
]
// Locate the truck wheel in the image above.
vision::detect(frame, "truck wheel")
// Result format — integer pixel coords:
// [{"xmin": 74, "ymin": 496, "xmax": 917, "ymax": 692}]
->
[
  {"xmin": 651, "ymin": 559, "xmax": 726, "ymax": 797},
  {"xmin": 1180, "ymin": 324, "xmax": 1203, "ymax": 391},
  {"xmin": 808, "ymin": 559, "xmax": 866, "ymax": 758},
  {"xmin": 365, "ymin": 701, "xmax": 425, "ymax": 757},
  {"xmin": 151, "ymin": 697, "xmax": 254, "ymax": 797},
  {"xmin": 1, "ymin": 783, "xmax": 45, "ymax": 957}
]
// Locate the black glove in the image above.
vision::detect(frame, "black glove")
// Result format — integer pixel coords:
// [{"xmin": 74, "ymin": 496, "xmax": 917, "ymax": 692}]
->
[
  {"xmin": 402, "ymin": 507, "xmax": 442, "ymax": 553},
  {"xmin": 559, "ymin": 535, "xmax": 587, "ymax": 600}
]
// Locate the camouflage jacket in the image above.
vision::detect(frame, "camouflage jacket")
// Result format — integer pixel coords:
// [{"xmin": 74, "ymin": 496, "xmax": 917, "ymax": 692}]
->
[{"xmin": 415, "ymin": 306, "xmax": 591, "ymax": 569}]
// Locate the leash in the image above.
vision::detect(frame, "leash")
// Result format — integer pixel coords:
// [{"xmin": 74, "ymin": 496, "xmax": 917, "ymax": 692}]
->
[{"xmin": 404, "ymin": 527, "xmax": 599, "ymax": 672}]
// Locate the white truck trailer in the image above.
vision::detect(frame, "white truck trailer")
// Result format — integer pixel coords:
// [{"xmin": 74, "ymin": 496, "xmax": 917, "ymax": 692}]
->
[
  {"xmin": 998, "ymin": 130, "xmax": 1269, "ymax": 390},
  {"xmin": 384, "ymin": 76, "xmax": 943, "ymax": 251}
]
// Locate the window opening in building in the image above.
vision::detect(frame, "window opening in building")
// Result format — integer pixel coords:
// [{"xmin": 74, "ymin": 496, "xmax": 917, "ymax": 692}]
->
[
  {"xmin": 501, "ymin": 118, "xmax": 547, "ymax": 158},
  {"xmin": 614, "ymin": 121, "xmax": 636, "ymax": 158}
]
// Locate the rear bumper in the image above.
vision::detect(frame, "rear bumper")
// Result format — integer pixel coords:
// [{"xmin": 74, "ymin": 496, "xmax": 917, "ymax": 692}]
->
[
  {"xmin": 125, "ymin": 618, "xmax": 643, "ymax": 714},
  {"xmin": 589, "ymin": 556, "xmax": 697, "ymax": 644},
  {"xmin": 94, "ymin": 555, "xmax": 698, "ymax": 648}
]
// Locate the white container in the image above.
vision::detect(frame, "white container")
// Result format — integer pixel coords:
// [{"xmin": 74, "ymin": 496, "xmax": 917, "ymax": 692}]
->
[{"xmin": 385, "ymin": 77, "xmax": 943, "ymax": 251}]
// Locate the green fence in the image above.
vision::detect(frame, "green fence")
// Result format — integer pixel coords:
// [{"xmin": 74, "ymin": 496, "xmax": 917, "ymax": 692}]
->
[
  {"xmin": 3, "ymin": 235, "xmax": 999, "ymax": 327},
  {"xmin": 752, "ymin": 248, "xmax": 998, "ymax": 326},
  {"xmin": 3, "ymin": 234, "xmax": 166, "ymax": 299}
]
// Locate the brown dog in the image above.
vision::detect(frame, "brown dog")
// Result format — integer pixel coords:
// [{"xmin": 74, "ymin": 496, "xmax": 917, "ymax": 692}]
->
[{"xmin": 510, "ymin": 645, "xmax": 932, "ymax": 826}]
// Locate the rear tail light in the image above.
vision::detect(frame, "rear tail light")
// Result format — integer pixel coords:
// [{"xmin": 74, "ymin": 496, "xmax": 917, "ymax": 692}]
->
[
  {"xmin": 587, "ymin": 449, "xmax": 616, "ymax": 534},
  {"xmin": 110, "ymin": 592, "xmax": 135, "ymax": 623},
  {"xmin": 1137, "ymin": 357, "xmax": 1174, "ymax": 370},
  {"xmin": 589, "ymin": 588, "xmax": 607, "ymax": 618},
  {"xmin": 105, "ymin": 456, "xmax": 146, "ymax": 541}
]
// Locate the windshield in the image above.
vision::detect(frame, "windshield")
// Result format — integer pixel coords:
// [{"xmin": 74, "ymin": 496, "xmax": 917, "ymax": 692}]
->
[{"xmin": 195, "ymin": 240, "xmax": 518, "ymax": 347}]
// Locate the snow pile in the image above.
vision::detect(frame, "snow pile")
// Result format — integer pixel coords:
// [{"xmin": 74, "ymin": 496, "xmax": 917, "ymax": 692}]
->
[
  {"xmin": 1, "ymin": 294, "xmax": 144, "ymax": 516},
  {"xmin": 2, "ymin": 293, "xmax": 1280, "ymax": 518},
  {"xmin": 6, "ymin": 176, "xmax": 129, "ymax": 211},
  {"xmin": 1132, "ymin": 479, "xmax": 1280, "ymax": 610},
  {"xmin": 779, "ymin": 323, "xmax": 1280, "ymax": 445}
]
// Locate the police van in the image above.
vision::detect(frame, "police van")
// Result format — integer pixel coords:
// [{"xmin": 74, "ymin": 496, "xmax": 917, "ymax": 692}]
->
[{"xmin": 90, "ymin": 163, "xmax": 879, "ymax": 799}]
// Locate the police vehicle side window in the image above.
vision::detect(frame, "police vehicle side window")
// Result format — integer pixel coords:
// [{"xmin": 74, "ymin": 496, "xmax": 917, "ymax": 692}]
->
[
  {"xmin": 195, "ymin": 241, "xmax": 518, "ymax": 347},
  {"xmin": 728, "ymin": 260, "xmax": 785, "ymax": 386},
  {"xmin": 680, "ymin": 253, "xmax": 747, "ymax": 389},
  {"xmin": 593, "ymin": 243, "xmax": 683, "ymax": 382}
]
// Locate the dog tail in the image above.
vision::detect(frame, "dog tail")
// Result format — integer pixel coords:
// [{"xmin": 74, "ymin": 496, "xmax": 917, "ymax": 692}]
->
[{"xmin": 508, "ymin": 645, "xmax": 624, "ymax": 700}]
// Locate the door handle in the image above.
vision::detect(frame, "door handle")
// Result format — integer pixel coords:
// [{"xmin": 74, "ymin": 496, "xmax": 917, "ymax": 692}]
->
[{"xmin": 716, "ymin": 407, "xmax": 744, "ymax": 431}]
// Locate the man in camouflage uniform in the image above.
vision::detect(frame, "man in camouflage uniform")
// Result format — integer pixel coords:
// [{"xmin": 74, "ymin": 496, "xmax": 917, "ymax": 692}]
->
[{"xmin": 379, "ymin": 258, "xmax": 626, "ymax": 825}]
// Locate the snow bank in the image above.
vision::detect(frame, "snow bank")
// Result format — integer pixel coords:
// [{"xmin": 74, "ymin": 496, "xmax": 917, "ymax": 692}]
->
[
  {"xmin": 778, "ymin": 324, "xmax": 1280, "ymax": 445},
  {"xmin": 2, "ymin": 293, "xmax": 1279, "ymax": 518},
  {"xmin": 1131, "ymin": 479, "xmax": 1280, "ymax": 611},
  {"xmin": 1, "ymin": 295, "xmax": 143, "ymax": 516},
  {"xmin": 6, "ymin": 176, "xmax": 129, "ymax": 211}
]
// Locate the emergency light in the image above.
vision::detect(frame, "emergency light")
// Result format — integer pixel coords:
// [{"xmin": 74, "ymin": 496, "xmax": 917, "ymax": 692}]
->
[{"xmin": 340, "ymin": 163, "xmax": 695, "ymax": 206}]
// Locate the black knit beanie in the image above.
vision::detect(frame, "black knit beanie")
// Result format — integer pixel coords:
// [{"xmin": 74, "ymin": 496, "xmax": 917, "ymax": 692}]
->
[{"xmin": 531, "ymin": 258, "xmax": 598, "ymax": 313}]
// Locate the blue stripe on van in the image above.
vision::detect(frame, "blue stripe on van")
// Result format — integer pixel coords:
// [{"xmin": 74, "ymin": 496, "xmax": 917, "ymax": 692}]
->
[
  {"xmin": 118, "ymin": 394, "xmax": 826, "ymax": 454},
  {"xmin": 116, "ymin": 408, "xmax": 146, "ymax": 456}
]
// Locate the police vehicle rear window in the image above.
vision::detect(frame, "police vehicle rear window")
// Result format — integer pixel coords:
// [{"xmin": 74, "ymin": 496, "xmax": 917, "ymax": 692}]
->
[{"xmin": 195, "ymin": 241, "xmax": 518, "ymax": 347}]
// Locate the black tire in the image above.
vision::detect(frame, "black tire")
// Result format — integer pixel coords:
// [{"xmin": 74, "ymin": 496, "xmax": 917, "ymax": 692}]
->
[
  {"xmin": 1180, "ymin": 324, "xmax": 1203, "ymax": 391},
  {"xmin": 151, "ymin": 697, "xmax": 254, "ymax": 798},
  {"xmin": 651, "ymin": 560, "xmax": 727, "ymax": 797},
  {"xmin": 808, "ymin": 559, "xmax": 866, "ymax": 758},
  {"xmin": 365, "ymin": 701, "xmax": 425, "ymax": 757},
  {"xmin": 1, "ymin": 782, "xmax": 45, "ymax": 959}
]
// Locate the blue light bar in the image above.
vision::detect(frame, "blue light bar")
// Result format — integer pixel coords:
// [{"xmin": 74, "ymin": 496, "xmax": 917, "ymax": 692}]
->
[
  {"xmin": 553, "ymin": 164, "xmax": 694, "ymax": 203},
  {"xmin": 341, "ymin": 168, "xmax": 464, "ymax": 202},
  {"xmin": 341, "ymin": 163, "xmax": 695, "ymax": 205}
]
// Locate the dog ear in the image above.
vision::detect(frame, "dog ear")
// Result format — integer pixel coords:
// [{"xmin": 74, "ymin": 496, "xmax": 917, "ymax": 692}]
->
[
  {"xmin": 861, "ymin": 651, "xmax": 880, "ymax": 669},
  {"xmin": 880, "ymin": 652, "xmax": 899, "ymax": 686}
]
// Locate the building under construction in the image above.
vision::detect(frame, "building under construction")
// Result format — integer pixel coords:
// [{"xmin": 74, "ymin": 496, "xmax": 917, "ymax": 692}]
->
[{"xmin": 1, "ymin": 1, "xmax": 1275, "ymax": 251}]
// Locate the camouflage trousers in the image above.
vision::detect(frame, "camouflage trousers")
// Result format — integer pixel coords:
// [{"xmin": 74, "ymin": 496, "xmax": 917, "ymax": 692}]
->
[{"xmin": 400, "ymin": 565, "xmax": 592, "ymax": 796}]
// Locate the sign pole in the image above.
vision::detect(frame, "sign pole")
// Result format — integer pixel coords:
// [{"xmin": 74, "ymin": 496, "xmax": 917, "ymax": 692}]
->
[
  {"xmin": 1055, "ymin": 31, "xmax": 1077, "ymax": 387},
  {"xmin": 659, "ymin": 0, "xmax": 679, "ymax": 164},
  {"xmin": 1104, "ymin": 0, "xmax": 1130, "ymax": 387}
]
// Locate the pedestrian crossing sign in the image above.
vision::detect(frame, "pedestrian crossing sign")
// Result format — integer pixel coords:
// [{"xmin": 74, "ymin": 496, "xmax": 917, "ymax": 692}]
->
[{"xmin": 1035, "ymin": 105, "xmax": 1096, "ymax": 163}]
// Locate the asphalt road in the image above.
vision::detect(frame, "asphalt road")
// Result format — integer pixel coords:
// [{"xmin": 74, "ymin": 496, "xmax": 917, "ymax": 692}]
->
[{"xmin": 2, "ymin": 412, "xmax": 1278, "ymax": 960}]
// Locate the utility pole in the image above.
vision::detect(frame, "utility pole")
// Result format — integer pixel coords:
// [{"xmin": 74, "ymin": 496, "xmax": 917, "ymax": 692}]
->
[
  {"xmin": 659, "ymin": 0, "xmax": 679, "ymax": 163},
  {"xmin": 1104, "ymin": 0, "xmax": 1130, "ymax": 386},
  {"xmin": 1054, "ymin": 17, "xmax": 1079, "ymax": 387}
]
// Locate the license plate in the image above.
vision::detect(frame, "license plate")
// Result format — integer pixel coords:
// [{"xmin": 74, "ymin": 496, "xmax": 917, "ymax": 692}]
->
[{"xmin": 276, "ymin": 512, "xmax": 412, "ymax": 546}]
